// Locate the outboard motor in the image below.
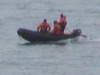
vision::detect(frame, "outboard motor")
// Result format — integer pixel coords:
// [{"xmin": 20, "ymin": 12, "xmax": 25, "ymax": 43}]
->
[{"xmin": 72, "ymin": 29, "xmax": 82, "ymax": 36}]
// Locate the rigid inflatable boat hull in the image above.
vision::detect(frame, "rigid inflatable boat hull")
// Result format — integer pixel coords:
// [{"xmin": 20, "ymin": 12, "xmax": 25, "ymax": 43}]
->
[{"xmin": 17, "ymin": 28, "xmax": 82, "ymax": 42}]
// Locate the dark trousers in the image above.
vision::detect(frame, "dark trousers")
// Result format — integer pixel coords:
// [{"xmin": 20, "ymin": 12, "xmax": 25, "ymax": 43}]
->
[{"xmin": 59, "ymin": 22, "xmax": 67, "ymax": 32}]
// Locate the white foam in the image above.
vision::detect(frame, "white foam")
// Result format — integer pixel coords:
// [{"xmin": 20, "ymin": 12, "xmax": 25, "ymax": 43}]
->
[{"xmin": 92, "ymin": 38, "xmax": 100, "ymax": 42}]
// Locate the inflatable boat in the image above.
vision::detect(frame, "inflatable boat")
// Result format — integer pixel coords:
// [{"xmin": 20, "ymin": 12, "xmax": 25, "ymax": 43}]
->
[{"xmin": 17, "ymin": 28, "xmax": 82, "ymax": 42}]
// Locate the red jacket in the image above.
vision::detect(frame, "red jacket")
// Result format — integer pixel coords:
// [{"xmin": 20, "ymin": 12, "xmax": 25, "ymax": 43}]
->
[
  {"xmin": 52, "ymin": 24, "xmax": 62, "ymax": 34},
  {"xmin": 37, "ymin": 22, "xmax": 51, "ymax": 32},
  {"xmin": 58, "ymin": 16, "xmax": 67, "ymax": 25}
]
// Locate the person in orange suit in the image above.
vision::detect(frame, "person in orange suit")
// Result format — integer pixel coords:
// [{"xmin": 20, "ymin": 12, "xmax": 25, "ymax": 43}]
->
[
  {"xmin": 52, "ymin": 20, "xmax": 62, "ymax": 35},
  {"xmin": 58, "ymin": 13, "xmax": 67, "ymax": 34},
  {"xmin": 37, "ymin": 19, "xmax": 51, "ymax": 33}
]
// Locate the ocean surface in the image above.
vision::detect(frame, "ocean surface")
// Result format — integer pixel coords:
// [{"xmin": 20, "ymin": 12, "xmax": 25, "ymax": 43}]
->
[{"xmin": 0, "ymin": 0, "xmax": 100, "ymax": 75}]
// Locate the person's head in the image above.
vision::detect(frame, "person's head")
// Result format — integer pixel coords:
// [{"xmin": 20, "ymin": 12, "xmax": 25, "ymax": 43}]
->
[
  {"xmin": 60, "ymin": 13, "xmax": 64, "ymax": 18},
  {"xmin": 43, "ymin": 19, "xmax": 47, "ymax": 23},
  {"xmin": 54, "ymin": 20, "xmax": 57, "ymax": 24}
]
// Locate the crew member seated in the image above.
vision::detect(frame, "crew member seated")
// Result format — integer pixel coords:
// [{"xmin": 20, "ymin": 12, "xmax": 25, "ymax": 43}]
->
[
  {"xmin": 52, "ymin": 20, "xmax": 62, "ymax": 35},
  {"xmin": 37, "ymin": 19, "xmax": 51, "ymax": 33}
]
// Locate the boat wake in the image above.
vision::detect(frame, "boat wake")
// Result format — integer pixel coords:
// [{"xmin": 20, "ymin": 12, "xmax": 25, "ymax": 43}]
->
[
  {"xmin": 70, "ymin": 36, "xmax": 100, "ymax": 43},
  {"xmin": 91, "ymin": 38, "xmax": 100, "ymax": 42},
  {"xmin": 18, "ymin": 41, "xmax": 68, "ymax": 46}
]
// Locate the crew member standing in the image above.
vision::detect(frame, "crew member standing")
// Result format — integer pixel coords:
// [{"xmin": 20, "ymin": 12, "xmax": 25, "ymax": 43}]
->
[{"xmin": 58, "ymin": 13, "xmax": 67, "ymax": 34}]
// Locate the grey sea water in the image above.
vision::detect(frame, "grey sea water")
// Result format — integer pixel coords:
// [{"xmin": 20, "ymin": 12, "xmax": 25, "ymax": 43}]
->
[{"xmin": 0, "ymin": 0, "xmax": 100, "ymax": 75}]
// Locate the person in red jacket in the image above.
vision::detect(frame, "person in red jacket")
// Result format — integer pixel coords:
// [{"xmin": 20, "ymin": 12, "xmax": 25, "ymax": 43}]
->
[
  {"xmin": 52, "ymin": 20, "xmax": 62, "ymax": 34},
  {"xmin": 37, "ymin": 19, "xmax": 51, "ymax": 33},
  {"xmin": 58, "ymin": 13, "xmax": 67, "ymax": 33}
]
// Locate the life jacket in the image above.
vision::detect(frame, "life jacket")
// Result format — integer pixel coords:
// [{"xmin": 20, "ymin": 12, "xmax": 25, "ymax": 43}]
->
[
  {"xmin": 37, "ymin": 23, "xmax": 51, "ymax": 32},
  {"xmin": 52, "ymin": 24, "xmax": 61, "ymax": 34},
  {"xmin": 59, "ymin": 16, "xmax": 67, "ymax": 25}
]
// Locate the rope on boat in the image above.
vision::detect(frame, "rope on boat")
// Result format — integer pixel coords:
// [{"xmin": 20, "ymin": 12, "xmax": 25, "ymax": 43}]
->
[{"xmin": 65, "ymin": 27, "xmax": 72, "ymax": 33}]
